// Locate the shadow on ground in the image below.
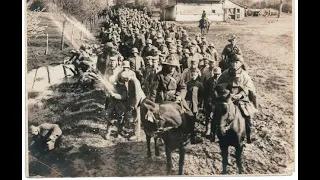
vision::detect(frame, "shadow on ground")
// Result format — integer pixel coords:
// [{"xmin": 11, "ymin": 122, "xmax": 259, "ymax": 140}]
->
[{"xmin": 27, "ymin": 78, "xmax": 170, "ymax": 177}]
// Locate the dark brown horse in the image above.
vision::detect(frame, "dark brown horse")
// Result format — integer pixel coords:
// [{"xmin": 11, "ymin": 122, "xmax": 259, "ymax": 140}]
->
[
  {"xmin": 140, "ymin": 98, "xmax": 189, "ymax": 175},
  {"xmin": 199, "ymin": 18, "xmax": 211, "ymax": 35},
  {"xmin": 212, "ymin": 88, "xmax": 246, "ymax": 174},
  {"xmin": 90, "ymin": 73, "xmax": 189, "ymax": 175}
]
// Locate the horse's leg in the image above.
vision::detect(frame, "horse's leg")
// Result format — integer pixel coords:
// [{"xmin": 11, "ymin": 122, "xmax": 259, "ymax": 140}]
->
[
  {"xmin": 220, "ymin": 144, "xmax": 228, "ymax": 174},
  {"xmin": 205, "ymin": 110, "xmax": 211, "ymax": 138},
  {"xmin": 165, "ymin": 142, "xmax": 173, "ymax": 175},
  {"xmin": 178, "ymin": 141, "xmax": 186, "ymax": 175},
  {"xmin": 210, "ymin": 116, "xmax": 217, "ymax": 142},
  {"xmin": 154, "ymin": 137, "xmax": 160, "ymax": 156},
  {"xmin": 235, "ymin": 143, "xmax": 244, "ymax": 174},
  {"xmin": 146, "ymin": 134, "xmax": 152, "ymax": 158}
]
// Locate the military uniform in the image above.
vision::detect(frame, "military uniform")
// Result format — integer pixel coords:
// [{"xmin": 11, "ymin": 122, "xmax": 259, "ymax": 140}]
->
[
  {"xmin": 132, "ymin": 33, "xmax": 146, "ymax": 54},
  {"xmin": 203, "ymin": 67, "xmax": 221, "ymax": 138},
  {"xmin": 103, "ymin": 56, "xmax": 123, "ymax": 111},
  {"xmin": 128, "ymin": 48, "xmax": 145, "ymax": 82},
  {"xmin": 150, "ymin": 58, "xmax": 203, "ymax": 144},
  {"xmin": 216, "ymin": 56, "xmax": 257, "ymax": 143},
  {"xmin": 144, "ymin": 64, "xmax": 162, "ymax": 96},
  {"xmin": 141, "ymin": 40, "xmax": 154, "ymax": 59},
  {"xmin": 182, "ymin": 66, "xmax": 203, "ymax": 112},
  {"xmin": 207, "ymin": 43, "xmax": 219, "ymax": 62},
  {"xmin": 220, "ymin": 35, "xmax": 245, "ymax": 71}
]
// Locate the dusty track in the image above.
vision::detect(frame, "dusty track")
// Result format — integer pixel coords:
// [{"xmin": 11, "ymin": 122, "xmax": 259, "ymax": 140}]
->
[{"xmin": 27, "ymin": 14, "xmax": 295, "ymax": 177}]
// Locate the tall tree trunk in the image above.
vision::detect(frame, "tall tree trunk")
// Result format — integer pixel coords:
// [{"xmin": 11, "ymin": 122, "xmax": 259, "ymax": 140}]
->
[{"xmin": 278, "ymin": 0, "xmax": 283, "ymax": 18}]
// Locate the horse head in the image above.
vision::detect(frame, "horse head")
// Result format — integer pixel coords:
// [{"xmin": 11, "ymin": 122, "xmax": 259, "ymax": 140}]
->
[
  {"xmin": 141, "ymin": 99, "xmax": 184, "ymax": 132},
  {"xmin": 214, "ymin": 88, "xmax": 236, "ymax": 136}
]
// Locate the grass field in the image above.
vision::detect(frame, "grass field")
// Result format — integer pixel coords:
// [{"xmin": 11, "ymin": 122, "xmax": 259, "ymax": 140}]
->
[{"xmin": 26, "ymin": 13, "xmax": 295, "ymax": 177}]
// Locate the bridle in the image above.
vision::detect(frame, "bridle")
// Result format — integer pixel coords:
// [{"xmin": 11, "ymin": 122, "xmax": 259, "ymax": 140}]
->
[{"xmin": 215, "ymin": 100, "xmax": 236, "ymax": 132}]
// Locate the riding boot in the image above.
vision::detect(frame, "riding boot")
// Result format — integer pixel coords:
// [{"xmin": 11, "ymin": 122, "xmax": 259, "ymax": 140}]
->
[
  {"xmin": 117, "ymin": 113, "xmax": 128, "ymax": 137},
  {"xmin": 245, "ymin": 117, "xmax": 252, "ymax": 144},
  {"xmin": 210, "ymin": 115, "xmax": 217, "ymax": 142},
  {"xmin": 189, "ymin": 114, "xmax": 203, "ymax": 144}
]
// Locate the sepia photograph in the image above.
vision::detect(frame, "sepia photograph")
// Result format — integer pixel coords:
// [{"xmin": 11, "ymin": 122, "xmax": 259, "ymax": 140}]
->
[{"xmin": 23, "ymin": 0, "xmax": 296, "ymax": 178}]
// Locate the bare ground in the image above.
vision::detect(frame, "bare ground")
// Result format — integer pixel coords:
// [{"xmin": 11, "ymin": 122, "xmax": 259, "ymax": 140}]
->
[{"xmin": 26, "ymin": 14, "xmax": 295, "ymax": 177}]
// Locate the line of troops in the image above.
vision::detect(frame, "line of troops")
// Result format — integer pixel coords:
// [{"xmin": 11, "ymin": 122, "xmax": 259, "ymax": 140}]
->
[{"xmin": 29, "ymin": 7, "xmax": 258, "ymax": 151}]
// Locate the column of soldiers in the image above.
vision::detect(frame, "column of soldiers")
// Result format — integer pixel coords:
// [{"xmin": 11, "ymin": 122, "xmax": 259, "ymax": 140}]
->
[{"xmin": 67, "ymin": 7, "xmax": 257, "ymax": 143}]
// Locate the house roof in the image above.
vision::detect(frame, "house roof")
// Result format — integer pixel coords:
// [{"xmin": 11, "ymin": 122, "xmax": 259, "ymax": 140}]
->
[
  {"xmin": 228, "ymin": 0, "xmax": 247, "ymax": 8},
  {"xmin": 175, "ymin": 0, "xmax": 247, "ymax": 8},
  {"xmin": 176, "ymin": 0, "xmax": 222, "ymax": 3}
]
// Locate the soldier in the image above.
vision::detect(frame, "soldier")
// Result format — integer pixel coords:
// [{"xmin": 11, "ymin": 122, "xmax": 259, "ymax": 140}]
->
[
  {"xmin": 151, "ymin": 49, "xmax": 161, "ymax": 62},
  {"xmin": 215, "ymin": 55, "xmax": 258, "ymax": 143},
  {"xmin": 195, "ymin": 33, "xmax": 202, "ymax": 44},
  {"xmin": 201, "ymin": 36, "xmax": 209, "ymax": 46},
  {"xmin": 201, "ymin": 57, "xmax": 217, "ymax": 84},
  {"xmin": 132, "ymin": 29, "xmax": 146, "ymax": 55},
  {"xmin": 29, "ymin": 123, "xmax": 62, "ymax": 152},
  {"xmin": 188, "ymin": 47, "xmax": 203, "ymax": 68},
  {"xmin": 175, "ymin": 27, "xmax": 183, "ymax": 40},
  {"xmin": 181, "ymin": 57, "xmax": 202, "ymax": 87},
  {"xmin": 191, "ymin": 40, "xmax": 201, "ymax": 53},
  {"xmin": 159, "ymin": 43, "xmax": 169, "ymax": 58},
  {"xmin": 159, "ymin": 53, "xmax": 166, "ymax": 65},
  {"xmin": 166, "ymin": 38, "xmax": 176, "ymax": 50},
  {"xmin": 185, "ymin": 69, "xmax": 204, "ymax": 134},
  {"xmin": 120, "ymin": 60, "xmax": 136, "ymax": 78},
  {"xmin": 144, "ymin": 57, "xmax": 162, "ymax": 96},
  {"xmin": 207, "ymin": 43, "xmax": 219, "ymax": 62},
  {"xmin": 176, "ymin": 39, "xmax": 182, "ymax": 47},
  {"xmin": 199, "ymin": 56, "xmax": 211, "ymax": 72},
  {"xmin": 221, "ymin": 35, "xmax": 244, "ymax": 71},
  {"xmin": 154, "ymin": 33, "xmax": 165, "ymax": 49},
  {"xmin": 180, "ymin": 48, "xmax": 190, "ymax": 71},
  {"xmin": 177, "ymin": 44, "xmax": 183, "ymax": 57},
  {"xmin": 203, "ymin": 67, "xmax": 222, "ymax": 139},
  {"xmin": 201, "ymin": 10, "xmax": 207, "ymax": 20},
  {"xmin": 148, "ymin": 28, "xmax": 157, "ymax": 44},
  {"xmin": 104, "ymin": 71, "xmax": 132, "ymax": 138},
  {"xmin": 168, "ymin": 48, "xmax": 181, "ymax": 73},
  {"xmin": 128, "ymin": 48, "xmax": 145, "ymax": 82},
  {"xmin": 149, "ymin": 56, "xmax": 203, "ymax": 144},
  {"xmin": 141, "ymin": 39, "xmax": 155, "ymax": 60},
  {"xmin": 103, "ymin": 56, "xmax": 123, "ymax": 111}
]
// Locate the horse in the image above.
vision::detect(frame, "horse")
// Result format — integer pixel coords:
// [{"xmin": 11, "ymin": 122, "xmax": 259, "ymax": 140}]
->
[
  {"xmin": 127, "ymin": 77, "xmax": 189, "ymax": 175},
  {"xmin": 199, "ymin": 18, "xmax": 210, "ymax": 35},
  {"xmin": 91, "ymin": 73, "xmax": 189, "ymax": 175},
  {"xmin": 140, "ymin": 98, "xmax": 189, "ymax": 175},
  {"xmin": 212, "ymin": 88, "xmax": 246, "ymax": 174}
]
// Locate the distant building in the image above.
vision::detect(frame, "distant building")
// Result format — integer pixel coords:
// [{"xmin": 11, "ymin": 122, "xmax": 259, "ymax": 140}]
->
[{"xmin": 160, "ymin": 0, "xmax": 247, "ymax": 22}]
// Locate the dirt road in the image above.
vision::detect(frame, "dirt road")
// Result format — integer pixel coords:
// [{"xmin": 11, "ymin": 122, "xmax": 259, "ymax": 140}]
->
[{"xmin": 27, "ymin": 15, "xmax": 295, "ymax": 177}]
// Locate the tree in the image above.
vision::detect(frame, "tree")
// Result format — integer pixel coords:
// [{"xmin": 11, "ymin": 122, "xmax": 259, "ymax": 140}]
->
[
  {"xmin": 26, "ymin": 0, "xmax": 47, "ymax": 40},
  {"xmin": 278, "ymin": 0, "xmax": 283, "ymax": 18}
]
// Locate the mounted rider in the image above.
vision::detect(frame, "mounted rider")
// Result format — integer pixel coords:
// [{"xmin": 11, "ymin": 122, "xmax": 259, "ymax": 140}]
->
[
  {"xmin": 199, "ymin": 10, "xmax": 209, "ymax": 29},
  {"xmin": 220, "ymin": 35, "xmax": 248, "ymax": 71},
  {"xmin": 149, "ymin": 55, "xmax": 203, "ymax": 144},
  {"xmin": 214, "ymin": 55, "xmax": 258, "ymax": 143}
]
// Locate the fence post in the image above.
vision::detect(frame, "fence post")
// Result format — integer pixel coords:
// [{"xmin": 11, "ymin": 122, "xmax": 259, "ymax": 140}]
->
[
  {"xmin": 60, "ymin": 20, "xmax": 67, "ymax": 50},
  {"xmin": 44, "ymin": 33, "xmax": 48, "ymax": 55},
  {"xmin": 80, "ymin": 20, "xmax": 83, "ymax": 40}
]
